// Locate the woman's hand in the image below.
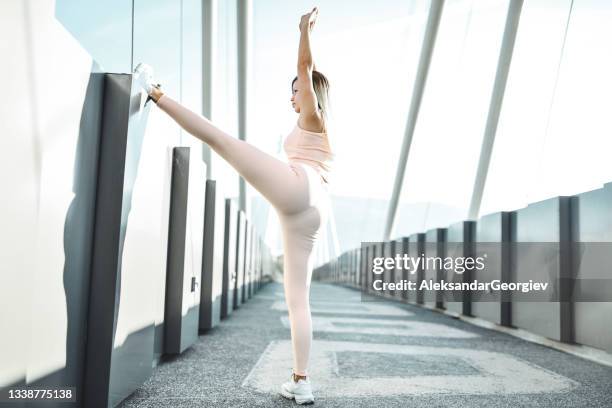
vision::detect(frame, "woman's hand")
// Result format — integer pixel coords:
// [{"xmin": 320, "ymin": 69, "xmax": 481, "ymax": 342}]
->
[{"xmin": 299, "ymin": 7, "xmax": 318, "ymax": 33}]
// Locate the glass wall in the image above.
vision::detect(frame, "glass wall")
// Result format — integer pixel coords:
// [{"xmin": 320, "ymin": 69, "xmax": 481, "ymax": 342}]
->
[
  {"xmin": 395, "ymin": 0, "xmax": 509, "ymax": 236},
  {"xmin": 531, "ymin": 0, "xmax": 612, "ymax": 201},
  {"xmin": 181, "ymin": 0, "xmax": 203, "ymax": 146},
  {"xmin": 55, "ymin": 0, "xmax": 132, "ymax": 73},
  {"xmin": 480, "ymin": 0, "xmax": 612, "ymax": 216},
  {"xmin": 56, "ymin": 0, "xmax": 244, "ymax": 237},
  {"xmin": 479, "ymin": 0, "xmax": 573, "ymax": 215},
  {"xmin": 211, "ymin": 0, "xmax": 240, "ymax": 201},
  {"xmin": 133, "ymin": 0, "xmax": 181, "ymax": 103}
]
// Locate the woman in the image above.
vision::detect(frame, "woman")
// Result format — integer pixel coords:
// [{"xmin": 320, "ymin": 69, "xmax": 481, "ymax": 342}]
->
[{"xmin": 133, "ymin": 6, "xmax": 332, "ymax": 405}]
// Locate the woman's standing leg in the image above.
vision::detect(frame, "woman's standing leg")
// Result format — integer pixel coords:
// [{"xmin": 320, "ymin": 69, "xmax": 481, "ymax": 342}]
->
[
  {"xmin": 279, "ymin": 192, "xmax": 328, "ymax": 376},
  {"xmin": 280, "ymin": 212, "xmax": 315, "ymax": 377},
  {"xmin": 156, "ymin": 94, "xmax": 309, "ymax": 214}
]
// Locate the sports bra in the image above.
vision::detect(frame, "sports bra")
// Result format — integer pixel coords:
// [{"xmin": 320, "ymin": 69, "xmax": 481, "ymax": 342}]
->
[{"xmin": 283, "ymin": 121, "xmax": 334, "ymax": 184}]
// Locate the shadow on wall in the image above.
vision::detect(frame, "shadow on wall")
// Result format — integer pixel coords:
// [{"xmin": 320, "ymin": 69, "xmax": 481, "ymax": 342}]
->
[
  {"xmin": 14, "ymin": 69, "xmax": 152, "ymax": 408},
  {"xmin": 7, "ymin": 65, "xmax": 105, "ymax": 406},
  {"xmin": 59, "ymin": 66, "xmax": 105, "ymax": 405}
]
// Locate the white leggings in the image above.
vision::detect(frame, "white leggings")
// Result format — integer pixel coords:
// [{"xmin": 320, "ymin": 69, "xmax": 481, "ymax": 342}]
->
[{"xmin": 156, "ymin": 94, "xmax": 330, "ymax": 376}]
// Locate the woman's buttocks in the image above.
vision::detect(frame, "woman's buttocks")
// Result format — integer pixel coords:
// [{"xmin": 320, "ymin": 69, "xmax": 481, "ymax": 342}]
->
[
  {"xmin": 279, "ymin": 206, "xmax": 326, "ymax": 246},
  {"xmin": 279, "ymin": 162, "xmax": 330, "ymax": 239}
]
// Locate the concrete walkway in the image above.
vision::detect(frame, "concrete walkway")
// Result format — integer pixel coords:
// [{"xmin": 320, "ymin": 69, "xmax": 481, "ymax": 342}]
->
[{"xmin": 120, "ymin": 282, "xmax": 612, "ymax": 407}]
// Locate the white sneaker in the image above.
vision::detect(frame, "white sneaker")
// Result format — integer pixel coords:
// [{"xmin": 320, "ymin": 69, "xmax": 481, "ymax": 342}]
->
[
  {"xmin": 133, "ymin": 62, "xmax": 156, "ymax": 94},
  {"xmin": 280, "ymin": 375, "xmax": 314, "ymax": 405}
]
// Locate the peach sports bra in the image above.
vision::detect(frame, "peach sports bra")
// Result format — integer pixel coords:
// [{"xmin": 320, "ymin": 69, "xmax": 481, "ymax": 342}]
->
[{"xmin": 283, "ymin": 122, "xmax": 335, "ymax": 184}]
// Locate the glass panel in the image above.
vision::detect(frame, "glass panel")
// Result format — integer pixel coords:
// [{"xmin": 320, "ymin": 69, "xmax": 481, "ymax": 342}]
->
[
  {"xmin": 533, "ymin": 0, "xmax": 612, "ymax": 200},
  {"xmin": 212, "ymin": 0, "xmax": 240, "ymax": 200},
  {"xmin": 396, "ymin": 0, "xmax": 508, "ymax": 236},
  {"xmin": 181, "ymin": 0, "xmax": 203, "ymax": 147},
  {"xmin": 55, "ymin": 0, "xmax": 132, "ymax": 72},
  {"xmin": 133, "ymin": 0, "xmax": 181, "ymax": 100},
  {"xmin": 479, "ymin": 0, "xmax": 572, "ymax": 216}
]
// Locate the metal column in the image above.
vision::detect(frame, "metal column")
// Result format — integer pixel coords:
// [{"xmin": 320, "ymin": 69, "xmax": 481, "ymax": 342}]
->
[
  {"xmin": 202, "ymin": 0, "xmax": 216, "ymax": 179},
  {"xmin": 383, "ymin": 0, "xmax": 445, "ymax": 241},
  {"xmin": 237, "ymin": 0, "xmax": 251, "ymax": 213},
  {"xmin": 467, "ymin": 0, "xmax": 524, "ymax": 219}
]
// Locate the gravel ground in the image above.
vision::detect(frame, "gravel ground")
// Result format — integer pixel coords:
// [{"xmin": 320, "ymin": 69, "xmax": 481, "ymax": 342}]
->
[{"xmin": 120, "ymin": 281, "xmax": 612, "ymax": 408}]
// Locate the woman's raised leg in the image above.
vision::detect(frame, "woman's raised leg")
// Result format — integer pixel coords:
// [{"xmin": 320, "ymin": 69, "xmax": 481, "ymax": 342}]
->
[
  {"xmin": 156, "ymin": 94, "xmax": 308, "ymax": 214},
  {"xmin": 156, "ymin": 91, "xmax": 323, "ymax": 378}
]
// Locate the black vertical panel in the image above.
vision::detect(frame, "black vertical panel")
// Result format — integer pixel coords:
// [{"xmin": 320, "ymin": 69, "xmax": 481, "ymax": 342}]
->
[
  {"xmin": 345, "ymin": 250, "xmax": 349, "ymax": 284},
  {"xmin": 502, "ymin": 211, "xmax": 514, "ymax": 327},
  {"xmin": 400, "ymin": 237, "xmax": 410, "ymax": 302},
  {"xmin": 383, "ymin": 241, "xmax": 395, "ymax": 298},
  {"xmin": 424, "ymin": 228, "xmax": 446, "ymax": 309},
  {"xmin": 474, "ymin": 211, "xmax": 513, "ymax": 326},
  {"xmin": 336, "ymin": 254, "xmax": 339, "ymax": 282},
  {"xmin": 350, "ymin": 250, "xmax": 354, "ymax": 285},
  {"xmin": 260, "ymin": 236, "xmax": 265, "ymax": 290},
  {"xmin": 221, "ymin": 199, "xmax": 237, "ymax": 318},
  {"xmin": 390, "ymin": 243, "xmax": 397, "ymax": 297},
  {"xmin": 349, "ymin": 250, "xmax": 352, "ymax": 284},
  {"xmin": 164, "ymin": 147, "xmax": 199, "ymax": 355},
  {"xmin": 342, "ymin": 252, "xmax": 345, "ymax": 282},
  {"xmin": 446, "ymin": 221, "xmax": 476, "ymax": 316},
  {"xmin": 393, "ymin": 242, "xmax": 400, "ymax": 296},
  {"xmin": 332, "ymin": 255, "xmax": 342, "ymax": 280},
  {"xmin": 364, "ymin": 245, "xmax": 372, "ymax": 293},
  {"xmin": 354, "ymin": 248, "xmax": 359, "ymax": 286},
  {"xmin": 368, "ymin": 244, "xmax": 376, "ymax": 293},
  {"xmin": 256, "ymin": 235, "xmax": 263, "ymax": 290},
  {"xmin": 344, "ymin": 251, "xmax": 347, "ymax": 283},
  {"xmin": 234, "ymin": 210, "xmax": 247, "ymax": 308},
  {"xmin": 353, "ymin": 249, "xmax": 356, "ymax": 286},
  {"xmin": 83, "ymin": 74, "xmax": 153, "ymax": 408},
  {"xmin": 353, "ymin": 248, "xmax": 358, "ymax": 287},
  {"xmin": 339, "ymin": 252, "xmax": 343, "ymax": 283},
  {"xmin": 348, "ymin": 250, "xmax": 352, "ymax": 284},
  {"xmin": 345, "ymin": 251, "xmax": 349, "ymax": 284},
  {"xmin": 360, "ymin": 245, "xmax": 367, "ymax": 290},
  {"xmin": 409, "ymin": 233, "xmax": 425, "ymax": 305},
  {"xmin": 369, "ymin": 242, "xmax": 384, "ymax": 295},
  {"xmin": 350, "ymin": 249, "xmax": 354, "ymax": 286},
  {"xmin": 252, "ymin": 234, "xmax": 259, "ymax": 291},
  {"xmin": 348, "ymin": 249, "xmax": 352, "ymax": 285},
  {"xmin": 242, "ymin": 219, "xmax": 251, "ymax": 303},
  {"xmin": 199, "ymin": 180, "xmax": 225, "ymax": 330},
  {"xmin": 249, "ymin": 229, "xmax": 256, "ymax": 295},
  {"xmin": 248, "ymin": 224, "xmax": 255, "ymax": 298},
  {"xmin": 255, "ymin": 236, "xmax": 261, "ymax": 291},
  {"xmin": 374, "ymin": 243, "xmax": 384, "ymax": 295}
]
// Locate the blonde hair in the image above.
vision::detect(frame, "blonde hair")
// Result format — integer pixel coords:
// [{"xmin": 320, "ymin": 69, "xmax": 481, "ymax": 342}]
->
[{"xmin": 292, "ymin": 70, "xmax": 331, "ymax": 122}]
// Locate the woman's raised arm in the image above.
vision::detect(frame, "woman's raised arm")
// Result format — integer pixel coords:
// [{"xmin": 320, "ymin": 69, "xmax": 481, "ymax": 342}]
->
[{"xmin": 296, "ymin": 7, "xmax": 323, "ymax": 130}]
